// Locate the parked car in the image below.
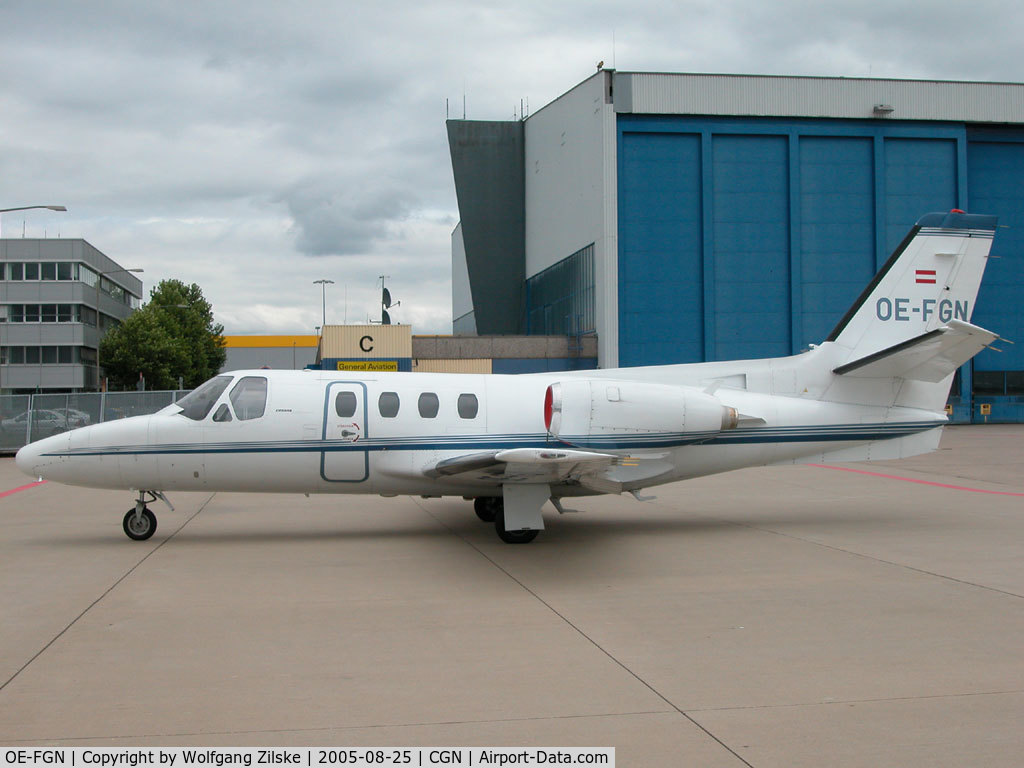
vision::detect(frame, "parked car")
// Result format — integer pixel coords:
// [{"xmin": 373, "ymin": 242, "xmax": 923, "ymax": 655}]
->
[
  {"xmin": 51, "ymin": 407, "xmax": 91, "ymax": 428},
  {"xmin": 1, "ymin": 409, "xmax": 72, "ymax": 438}
]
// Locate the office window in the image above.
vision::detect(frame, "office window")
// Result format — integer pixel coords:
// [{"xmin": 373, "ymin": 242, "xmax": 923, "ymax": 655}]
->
[
  {"xmin": 9, "ymin": 347, "xmax": 24, "ymax": 364},
  {"xmin": 41, "ymin": 263, "xmax": 57, "ymax": 280},
  {"xmin": 378, "ymin": 392, "xmax": 400, "ymax": 418},
  {"xmin": 57, "ymin": 262, "xmax": 73, "ymax": 280},
  {"xmin": 417, "ymin": 392, "xmax": 440, "ymax": 418},
  {"xmin": 41, "ymin": 304, "xmax": 57, "ymax": 323},
  {"xmin": 24, "ymin": 305, "xmax": 40, "ymax": 322},
  {"xmin": 24, "ymin": 263, "xmax": 39, "ymax": 280},
  {"xmin": 79, "ymin": 265, "xmax": 97, "ymax": 288},
  {"xmin": 457, "ymin": 393, "xmax": 479, "ymax": 419},
  {"xmin": 41, "ymin": 346, "xmax": 58, "ymax": 364},
  {"xmin": 9, "ymin": 305, "xmax": 23, "ymax": 322},
  {"xmin": 58, "ymin": 304, "xmax": 73, "ymax": 322},
  {"xmin": 58, "ymin": 346, "xmax": 74, "ymax": 364},
  {"xmin": 25, "ymin": 346, "xmax": 40, "ymax": 364},
  {"xmin": 8, "ymin": 263, "xmax": 23, "ymax": 280}
]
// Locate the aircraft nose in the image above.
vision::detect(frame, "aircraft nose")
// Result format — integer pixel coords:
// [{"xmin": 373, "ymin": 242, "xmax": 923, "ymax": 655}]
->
[{"xmin": 15, "ymin": 432, "xmax": 67, "ymax": 480}]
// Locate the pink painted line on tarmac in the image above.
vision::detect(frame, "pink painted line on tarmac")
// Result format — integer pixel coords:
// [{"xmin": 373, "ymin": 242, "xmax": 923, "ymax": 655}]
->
[
  {"xmin": 0, "ymin": 480, "xmax": 47, "ymax": 498},
  {"xmin": 809, "ymin": 464, "xmax": 1024, "ymax": 497}
]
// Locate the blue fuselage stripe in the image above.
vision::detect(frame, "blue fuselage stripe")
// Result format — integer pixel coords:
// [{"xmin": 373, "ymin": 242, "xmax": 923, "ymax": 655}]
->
[{"xmin": 41, "ymin": 421, "xmax": 944, "ymax": 458}]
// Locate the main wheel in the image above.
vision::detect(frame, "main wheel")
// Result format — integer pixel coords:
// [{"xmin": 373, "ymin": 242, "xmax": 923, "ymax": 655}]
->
[
  {"xmin": 494, "ymin": 509, "xmax": 539, "ymax": 544},
  {"xmin": 474, "ymin": 496, "xmax": 499, "ymax": 523},
  {"xmin": 123, "ymin": 507, "xmax": 157, "ymax": 541}
]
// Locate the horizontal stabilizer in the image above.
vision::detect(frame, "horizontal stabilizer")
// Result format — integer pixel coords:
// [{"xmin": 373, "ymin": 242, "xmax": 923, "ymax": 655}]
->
[{"xmin": 833, "ymin": 320, "xmax": 998, "ymax": 382}]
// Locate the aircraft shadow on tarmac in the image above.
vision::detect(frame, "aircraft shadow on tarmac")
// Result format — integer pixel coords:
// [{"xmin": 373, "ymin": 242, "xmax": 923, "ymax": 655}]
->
[{"xmin": 37, "ymin": 503, "xmax": 897, "ymax": 548}]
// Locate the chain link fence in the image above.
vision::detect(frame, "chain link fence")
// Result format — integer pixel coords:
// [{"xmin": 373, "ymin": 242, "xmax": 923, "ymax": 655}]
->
[{"xmin": 1, "ymin": 390, "xmax": 192, "ymax": 452}]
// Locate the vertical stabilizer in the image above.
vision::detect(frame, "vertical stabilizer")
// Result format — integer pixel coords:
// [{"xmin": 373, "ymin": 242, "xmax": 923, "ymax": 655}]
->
[{"xmin": 826, "ymin": 211, "xmax": 998, "ymax": 364}]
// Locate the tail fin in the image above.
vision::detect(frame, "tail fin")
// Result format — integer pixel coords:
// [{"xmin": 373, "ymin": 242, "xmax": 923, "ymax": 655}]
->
[
  {"xmin": 824, "ymin": 211, "xmax": 999, "ymax": 413},
  {"xmin": 826, "ymin": 210, "xmax": 998, "ymax": 364}
]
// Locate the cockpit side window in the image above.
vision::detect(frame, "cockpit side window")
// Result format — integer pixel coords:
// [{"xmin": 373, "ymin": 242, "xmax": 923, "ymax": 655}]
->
[
  {"xmin": 212, "ymin": 403, "xmax": 233, "ymax": 422},
  {"xmin": 177, "ymin": 376, "xmax": 232, "ymax": 421},
  {"xmin": 229, "ymin": 376, "xmax": 268, "ymax": 420}
]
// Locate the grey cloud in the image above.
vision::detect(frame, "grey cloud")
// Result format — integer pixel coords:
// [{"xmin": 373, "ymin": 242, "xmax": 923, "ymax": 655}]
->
[
  {"xmin": 280, "ymin": 182, "xmax": 418, "ymax": 257},
  {"xmin": 5, "ymin": 0, "xmax": 1024, "ymax": 336}
]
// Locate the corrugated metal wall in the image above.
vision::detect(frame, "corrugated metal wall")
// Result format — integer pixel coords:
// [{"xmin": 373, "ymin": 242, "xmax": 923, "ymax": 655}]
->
[
  {"xmin": 617, "ymin": 73, "xmax": 1024, "ymax": 124},
  {"xmin": 413, "ymin": 359, "xmax": 492, "ymax": 374},
  {"xmin": 320, "ymin": 325, "xmax": 412, "ymax": 359}
]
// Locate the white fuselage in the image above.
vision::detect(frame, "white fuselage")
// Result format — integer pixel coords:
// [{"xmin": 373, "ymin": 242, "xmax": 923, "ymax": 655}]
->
[{"xmin": 15, "ymin": 346, "xmax": 947, "ymax": 498}]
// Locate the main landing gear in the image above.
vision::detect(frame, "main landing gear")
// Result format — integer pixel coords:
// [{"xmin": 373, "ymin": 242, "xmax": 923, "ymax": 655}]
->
[
  {"xmin": 473, "ymin": 497, "xmax": 540, "ymax": 544},
  {"xmin": 122, "ymin": 490, "xmax": 174, "ymax": 541}
]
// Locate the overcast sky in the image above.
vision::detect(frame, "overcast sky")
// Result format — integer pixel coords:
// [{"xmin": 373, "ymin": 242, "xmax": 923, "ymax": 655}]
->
[{"xmin": 2, "ymin": 0, "xmax": 1022, "ymax": 335}]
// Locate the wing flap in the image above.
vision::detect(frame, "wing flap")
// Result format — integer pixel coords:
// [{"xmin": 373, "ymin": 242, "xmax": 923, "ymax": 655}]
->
[
  {"xmin": 833, "ymin": 320, "xmax": 998, "ymax": 382},
  {"xmin": 424, "ymin": 447, "xmax": 618, "ymax": 485}
]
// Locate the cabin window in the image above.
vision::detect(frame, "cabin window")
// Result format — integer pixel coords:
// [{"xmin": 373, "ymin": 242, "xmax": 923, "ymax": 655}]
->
[
  {"xmin": 212, "ymin": 403, "xmax": 233, "ymax": 422},
  {"xmin": 418, "ymin": 392, "xmax": 439, "ymax": 418},
  {"xmin": 378, "ymin": 391, "xmax": 400, "ymax": 418},
  {"xmin": 177, "ymin": 375, "xmax": 232, "ymax": 421},
  {"xmin": 335, "ymin": 391, "xmax": 357, "ymax": 418},
  {"xmin": 457, "ymin": 393, "xmax": 479, "ymax": 419},
  {"xmin": 229, "ymin": 376, "xmax": 268, "ymax": 420}
]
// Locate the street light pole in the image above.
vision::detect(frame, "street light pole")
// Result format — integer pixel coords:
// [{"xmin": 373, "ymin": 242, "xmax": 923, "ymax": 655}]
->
[
  {"xmin": 0, "ymin": 205, "xmax": 67, "ymax": 239},
  {"xmin": 95, "ymin": 268, "xmax": 144, "ymax": 391},
  {"xmin": 313, "ymin": 279, "xmax": 334, "ymax": 334}
]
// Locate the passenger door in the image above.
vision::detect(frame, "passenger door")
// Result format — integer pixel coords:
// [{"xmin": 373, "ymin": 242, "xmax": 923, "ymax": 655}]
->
[{"xmin": 322, "ymin": 381, "xmax": 368, "ymax": 482}]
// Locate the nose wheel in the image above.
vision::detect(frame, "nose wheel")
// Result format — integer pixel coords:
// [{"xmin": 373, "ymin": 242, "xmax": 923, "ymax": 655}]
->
[
  {"xmin": 121, "ymin": 490, "xmax": 173, "ymax": 541},
  {"xmin": 123, "ymin": 506, "xmax": 157, "ymax": 540}
]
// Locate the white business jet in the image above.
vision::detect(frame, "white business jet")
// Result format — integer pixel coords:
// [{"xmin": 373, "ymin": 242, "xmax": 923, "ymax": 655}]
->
[{"xmin": 16, "ymin": 211, "xmax": 1003, "ymax": 543}]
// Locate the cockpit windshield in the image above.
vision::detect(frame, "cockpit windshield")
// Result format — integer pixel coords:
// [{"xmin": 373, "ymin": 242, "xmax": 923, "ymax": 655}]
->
[{"xmin": 176, "ymin": 375, "xmax": 232, "ymax": 421}]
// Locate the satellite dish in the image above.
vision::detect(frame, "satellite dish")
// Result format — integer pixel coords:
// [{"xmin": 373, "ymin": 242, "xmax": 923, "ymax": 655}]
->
[
  {"xmin": 382, "ymin": 309, "xmax": 392, "ymax": 325},
  {"xmin": 382, "ymin": 287, "xmax": 392, "ymax": 308}
]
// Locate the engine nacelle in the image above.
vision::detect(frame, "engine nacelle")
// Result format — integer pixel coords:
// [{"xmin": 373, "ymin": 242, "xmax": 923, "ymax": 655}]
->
[{"xmin": 544, "ymin": 380, "xmax": 737, "ymax": 442}]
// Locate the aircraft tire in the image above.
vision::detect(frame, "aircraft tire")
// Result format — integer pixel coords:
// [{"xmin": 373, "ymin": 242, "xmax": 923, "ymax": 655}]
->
[
  {"xmin": 123, "ymin": 507, "xmax": 157, "ymax": 541},
  {"xmin": 494, "ymin": 509, "xmax": 539, "ymax": 544},
  {"xmin": 474, "ymin": 497, "xmax": 499, "ymax": 523}
]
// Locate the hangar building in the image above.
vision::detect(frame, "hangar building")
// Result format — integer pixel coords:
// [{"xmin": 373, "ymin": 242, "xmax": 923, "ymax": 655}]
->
[{"xmin": 448, "ymin": 71, "xmax": 1024, "ymax": 422}]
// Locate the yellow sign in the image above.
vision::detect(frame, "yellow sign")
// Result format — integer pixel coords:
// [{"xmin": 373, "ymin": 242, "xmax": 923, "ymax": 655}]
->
[
  {"xmin": 979, "ymin": 403, "xmax": 992, "ymax": 416},
  {"xmin": 337, "ymin": 361, "xmax": 399, "ymax": 372}
]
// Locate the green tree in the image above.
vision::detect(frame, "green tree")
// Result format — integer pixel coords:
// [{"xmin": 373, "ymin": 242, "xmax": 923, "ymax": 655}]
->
[{"xmin": 99, "ymin": 279, "xmax": 226, "ymax": 391}]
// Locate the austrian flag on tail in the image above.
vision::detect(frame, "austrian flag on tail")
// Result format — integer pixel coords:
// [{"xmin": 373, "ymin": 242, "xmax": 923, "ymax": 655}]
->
[{"xmin": 916, "ymin": 269, "xmax": 937, "ymax": 284}]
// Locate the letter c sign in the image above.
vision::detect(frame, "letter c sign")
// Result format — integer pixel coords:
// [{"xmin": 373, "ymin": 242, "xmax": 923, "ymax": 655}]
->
[{"xmin": 359, "ymin": 335, "xmax": 374, "ymax": 352}]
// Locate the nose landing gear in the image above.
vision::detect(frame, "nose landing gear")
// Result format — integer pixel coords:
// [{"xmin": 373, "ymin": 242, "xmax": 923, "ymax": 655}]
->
[{"xmin": 122, "ymin": 490, "xmax": 174, "ymax": 541}]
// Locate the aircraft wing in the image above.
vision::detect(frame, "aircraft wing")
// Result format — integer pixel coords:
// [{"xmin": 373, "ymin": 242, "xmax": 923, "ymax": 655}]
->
[
  {"xmin": 424, "ymin": 447, "xmax": 620, "ymax": 485},
  {"xmin": 833, "ymin": 320, "xmax": 999, "ymax": 382}
]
